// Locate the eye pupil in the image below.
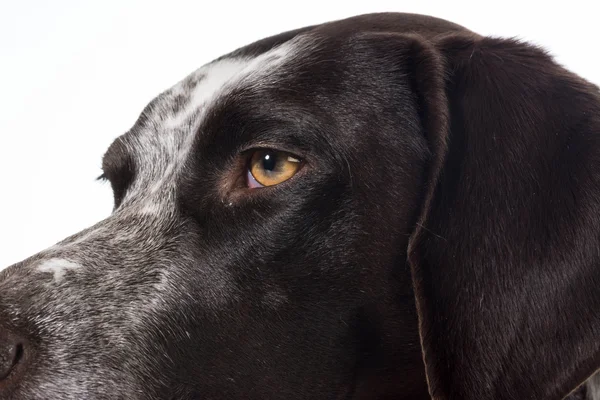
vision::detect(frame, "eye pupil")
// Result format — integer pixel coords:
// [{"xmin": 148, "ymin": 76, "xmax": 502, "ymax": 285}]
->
[{"xmin": 262, "ymin": 153, "xmax": 277, "ymax": 172}]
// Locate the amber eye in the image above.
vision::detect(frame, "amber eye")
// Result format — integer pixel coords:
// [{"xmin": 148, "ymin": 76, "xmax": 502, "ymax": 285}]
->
[{"xmin": 247, "ymin": 149, "xmax": 303, "ymax": 188}]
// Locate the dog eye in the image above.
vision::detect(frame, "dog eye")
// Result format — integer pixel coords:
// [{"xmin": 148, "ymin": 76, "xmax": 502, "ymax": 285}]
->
[{"xmin": 246, "ymin": 149, "xmax": 303, "ymax": 188}]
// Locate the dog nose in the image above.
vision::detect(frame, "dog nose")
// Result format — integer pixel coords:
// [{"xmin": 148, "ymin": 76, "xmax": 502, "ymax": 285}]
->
[{"xmin": 0, "ymin": 331, "xmax": 23, "ymax": 381}]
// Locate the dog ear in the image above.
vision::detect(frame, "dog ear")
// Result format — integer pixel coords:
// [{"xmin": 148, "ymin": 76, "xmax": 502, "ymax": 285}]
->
[{"xmin": 403, "ymin": 32, "xmax": 600, "ymax": 399}]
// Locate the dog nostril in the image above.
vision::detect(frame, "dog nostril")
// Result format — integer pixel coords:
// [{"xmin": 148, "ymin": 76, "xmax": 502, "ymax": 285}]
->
[{"xmin": 0, "ymin": 336, "xmax": 23, "ymax": 381}]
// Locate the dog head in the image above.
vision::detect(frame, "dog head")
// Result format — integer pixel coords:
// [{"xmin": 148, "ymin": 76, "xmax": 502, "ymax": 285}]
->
[{"xmin": 1, "ymin": 13, "xmax": 600, "ymax": 400}]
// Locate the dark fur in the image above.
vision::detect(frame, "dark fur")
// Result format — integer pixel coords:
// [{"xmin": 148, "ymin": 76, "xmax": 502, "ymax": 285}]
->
[{"xmin": 0, "ymin": 12, "xmax": 599, "ymax": 400}]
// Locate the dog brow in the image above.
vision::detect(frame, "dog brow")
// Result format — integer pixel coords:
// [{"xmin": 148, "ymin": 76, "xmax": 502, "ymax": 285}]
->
[{"xmin": 101, "ymin": 136, "xmax": 133, "ymax": 180}]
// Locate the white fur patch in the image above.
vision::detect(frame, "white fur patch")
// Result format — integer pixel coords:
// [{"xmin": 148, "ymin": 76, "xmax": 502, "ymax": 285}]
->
[
  {"xmin": 37, "ymin": 258, "xmax": 82, "ymax": 283},
  {"xmin": 123, "ymin": 37, "xmax": 305, "ymax": 216},
  {"xmin": 165, "ymin": 39, "xmax": 297, "ymax": 129},
  {"xmin": 164, "ymin": 58, "xmax": 251, "ymax": 129}
]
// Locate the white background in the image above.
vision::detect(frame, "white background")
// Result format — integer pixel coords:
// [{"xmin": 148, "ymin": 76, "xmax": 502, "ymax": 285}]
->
[{"xmin": 1, "ymin": 0, "xmax": 598, "ymax": 268}]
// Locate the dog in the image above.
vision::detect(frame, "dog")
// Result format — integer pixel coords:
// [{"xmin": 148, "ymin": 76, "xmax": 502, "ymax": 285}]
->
[{"xmin": 1, "ymin": 12, "xmax": 599, "ymax": 400}]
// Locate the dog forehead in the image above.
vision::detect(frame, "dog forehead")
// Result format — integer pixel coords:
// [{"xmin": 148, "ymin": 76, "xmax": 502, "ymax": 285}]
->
[
  {"xmin": 130, "ymin": 38, "xmax": 310, "ymax": 169},
  {"xmin": 116, "ymin": 34, "xmax": 314, "ymax": 197}
]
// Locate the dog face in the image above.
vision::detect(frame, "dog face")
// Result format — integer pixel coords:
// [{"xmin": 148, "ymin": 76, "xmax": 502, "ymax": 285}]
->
[
  {"xmin": 2, "ymin": 12, "xmax": 600, "ymax": 400},
  {"xmin": 0, "ymin": 15, "xmax": 437, "ymax": 400}
]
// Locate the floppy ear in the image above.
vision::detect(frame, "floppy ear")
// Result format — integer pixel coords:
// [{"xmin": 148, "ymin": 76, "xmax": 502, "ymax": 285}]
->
[{"xmin": 405, "ymin": 32, "xmax": 600, "ymax": 399}]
